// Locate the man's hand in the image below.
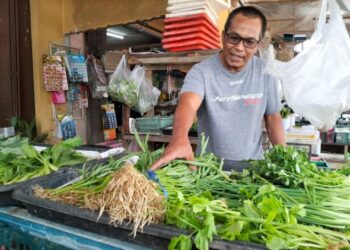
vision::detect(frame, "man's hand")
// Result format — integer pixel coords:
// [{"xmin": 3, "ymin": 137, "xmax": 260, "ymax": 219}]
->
[{"xmin": 150, "ymin": 137, "xmax": 194, "ymax": 171}]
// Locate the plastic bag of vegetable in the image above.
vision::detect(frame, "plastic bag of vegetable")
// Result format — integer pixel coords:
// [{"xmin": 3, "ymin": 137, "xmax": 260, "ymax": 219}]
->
[
  {"xmin": 107, "ymin": 55, "xmax": 142, "ymax": 107},
  {"xmin": 132, "ymin": 75, "xmax": 160, "ymax": 115}
]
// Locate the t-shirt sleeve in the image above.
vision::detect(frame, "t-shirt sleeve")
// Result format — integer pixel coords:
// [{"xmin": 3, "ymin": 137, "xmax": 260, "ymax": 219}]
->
[
  {"xmin": 265, "ymin": 75, "xmax": 282, "ymax": 115},
  {"xmin": 180, "ymin": 64, "xmax": 205, "ymax": 99}
]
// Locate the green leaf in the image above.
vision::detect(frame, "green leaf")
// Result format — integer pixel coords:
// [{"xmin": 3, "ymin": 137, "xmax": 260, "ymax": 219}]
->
[
  {"xmin": 218, "ymin": 220, "xmax": 244, "ymax": 241},
  {"xmin": 266, "ymin": 235, "xmax": 287, "ymax": 250},
  {"xmin": 257, "ymin": 184, "xmax": 276, "ymax": 196},
  {"xmin": 242, "ymin": 200, "xmax": 261, "ymax": 219},
  {"xmin": 190, "ymin": 196, "xmax": 209, "ymax": 214},
  {"xmin": 168, "ymin": 234, "xmax": 192, "ymax": 250},
  {"xmin": 168, "ymin": 236, "xmax": 181, "ymax": 250},
  {"xmin": 21, "ymin": 144, "xmax": 39, "ymax": 159},
  {"xmin": 179, "ymin": 235, "xmax": 192, "ymax": 250},
  {"xmin": 290, "ymin": 204, "xmax": 306, "ymax": 217},
  {"xmin": 204, "ymin": 213, "xmax": 216, "ymax": 242},
  {"xmin": 194, "ymin": 229, "xmax": 209, "ymax": 250}
]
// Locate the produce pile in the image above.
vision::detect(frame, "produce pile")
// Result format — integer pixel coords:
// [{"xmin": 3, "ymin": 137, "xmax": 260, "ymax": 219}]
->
[
  {"xmin": 34, "ymin": 136, "xmax": 166, "ymax": 236},
  {"xmin": 0, "ymin": 137, "xmax": 86, "ymax": 185},
  {"xmin": 156, "ymin": 139, "xmax": 350, "ymax": 250},
  {"xmin": 31, "ymin": 135, "xmax": 350, "ymax": 250}
]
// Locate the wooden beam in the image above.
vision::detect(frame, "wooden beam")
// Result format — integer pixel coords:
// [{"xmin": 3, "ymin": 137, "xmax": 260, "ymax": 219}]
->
[
  {"xmin": 123, "ymin": 133, "xmax": 198, "ymax": 145},
  {"xmin": 128, "ymin": 50, "xmax": 219, "ymax": 65}
]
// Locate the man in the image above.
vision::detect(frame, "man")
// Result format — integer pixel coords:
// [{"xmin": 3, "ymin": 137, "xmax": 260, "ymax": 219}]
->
[{"xmin": 151, "ymin": 6, "xmax": 285, "ymax": 171}]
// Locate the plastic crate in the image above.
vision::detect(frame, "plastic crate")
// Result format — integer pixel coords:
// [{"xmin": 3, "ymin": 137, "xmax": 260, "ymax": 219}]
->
[
  {"xmin": 0, "ymin": 206, "xmax": 146, "ymax": 250},
  {"xmin": 135, "ymin": 116, "xmax": 174, "ymax": 133},
  {"xmin": 335, "ymin": 133, "xmax": 349, "ymax": 144},
  {"xmin": 0, "ymin": 221, "xmax": 72, "ymax": 250},
  {"xmin": 12, "ymin": 171, "xmax": 265, "ymax": 250},
  {"xmin": 0, "ymin": 168, "xmax": 78, "ymax": 206}
]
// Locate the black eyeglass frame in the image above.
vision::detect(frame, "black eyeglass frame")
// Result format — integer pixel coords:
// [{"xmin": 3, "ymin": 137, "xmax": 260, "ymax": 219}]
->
[{"xmin": 224, "ymin": 32, "xmax": 261, "ymax": 49}]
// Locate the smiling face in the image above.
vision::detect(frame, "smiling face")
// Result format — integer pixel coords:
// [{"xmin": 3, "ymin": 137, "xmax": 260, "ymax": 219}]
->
[{"xmin": 221, "ymin": 13, "xmax": 262, "ymax": 72}]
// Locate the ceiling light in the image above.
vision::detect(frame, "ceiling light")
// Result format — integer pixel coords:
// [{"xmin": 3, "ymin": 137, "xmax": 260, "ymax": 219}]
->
[{"xmin": 106, "ymin": 32, "xmax": 124, "ymax": 39}]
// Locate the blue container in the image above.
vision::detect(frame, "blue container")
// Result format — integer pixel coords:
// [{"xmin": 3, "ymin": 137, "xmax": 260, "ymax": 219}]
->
[{"xmin": 0, "ymin": 207, "xmax": 149, "ymax": 250}]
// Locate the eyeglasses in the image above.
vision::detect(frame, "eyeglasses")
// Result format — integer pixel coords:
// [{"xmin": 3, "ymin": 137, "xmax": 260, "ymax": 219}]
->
[{"xmin": 225, "ymin": 33, "xmax": 260, "ymax": 49}]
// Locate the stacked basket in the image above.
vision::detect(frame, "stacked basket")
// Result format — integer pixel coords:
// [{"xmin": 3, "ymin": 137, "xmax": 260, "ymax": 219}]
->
[{"xmin": 162, "ymin": 0, "xmax": 229, "ymax": 52}]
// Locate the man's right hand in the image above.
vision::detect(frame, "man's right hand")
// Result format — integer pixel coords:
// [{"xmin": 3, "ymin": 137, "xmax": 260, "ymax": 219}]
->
[{"xmin": 149, "ymin": 137, "xmax": 194, "ymax": 171}]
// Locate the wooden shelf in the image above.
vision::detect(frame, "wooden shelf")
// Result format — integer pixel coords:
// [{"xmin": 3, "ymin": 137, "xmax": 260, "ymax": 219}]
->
[
  {"xmin": 322, "ymin": 142, "xmax": 349, "ymax": 146},
  {"xmin": 127, "ymin": 50, "xmax": 219, "ymax": 65},
  {"xmin": 123, "ymin": 133, "xmax": 198, "ymax": 145}
]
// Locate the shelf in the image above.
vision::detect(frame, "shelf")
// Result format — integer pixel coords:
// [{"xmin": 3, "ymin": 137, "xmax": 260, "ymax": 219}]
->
[
  {"xmin": 123, "ymin": 133, "xmax": 198, "ymax": 145},
  {"xmin": 128, "ymin": 50, "xmax": 218, "ymax": 65},
  {"xmin": 322, "ymin": 142, "xmax": 350, "ymax": 146}
]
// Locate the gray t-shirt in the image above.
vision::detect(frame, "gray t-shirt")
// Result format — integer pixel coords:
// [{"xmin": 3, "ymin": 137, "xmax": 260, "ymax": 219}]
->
[{"xmin": 181, "ymin": 52, "xmax": 281, "ymax": 161}]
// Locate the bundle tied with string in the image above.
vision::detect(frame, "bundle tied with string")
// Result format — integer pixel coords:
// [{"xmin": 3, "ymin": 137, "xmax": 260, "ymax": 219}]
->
[
  {"xmin": 34, "ymin": 162, "xmax": 166, "ymax": 237},
  {"xmin": 96, "ymin": 163, "xmax": 166, "ymax": 236}
]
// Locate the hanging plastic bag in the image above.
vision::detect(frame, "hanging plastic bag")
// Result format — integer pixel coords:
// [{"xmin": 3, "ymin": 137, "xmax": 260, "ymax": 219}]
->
[
  {"xmin": 107, "ymin": 55, "xmax": 142, "ymax": 107},
  {"xmin": 261, "ymin": 0, "xmax": 350, "ymax": 130},
  {"xmin": 132, "ymin": 75, "xmax": 161, "ymax": 115}
]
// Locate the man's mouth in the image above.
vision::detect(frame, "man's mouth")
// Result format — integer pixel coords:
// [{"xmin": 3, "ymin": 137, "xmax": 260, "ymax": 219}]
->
[{"xmin": 229, "ymin": 53, "xmax": 245, "ymax": 62}]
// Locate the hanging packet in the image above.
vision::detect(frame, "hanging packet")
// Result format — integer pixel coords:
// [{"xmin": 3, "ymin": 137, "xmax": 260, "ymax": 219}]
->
[
  {"xmin": 261, "ymin": 0, "xmax": 350, "ymax": 130},
  {"xmin": 102, "ymin": 103, "xmax": 118, "ymax": 129},
  {"xmin": 54, "ymin": 50, "xmax": 72, "ymax": 79},
  {"xmin": 87, "ymin": 54, "xmax": 108, "ymax": 99},
  {"xmin": 60, "ymin": 115, "xmax": 76, "ymax": 140},
  {"xmin": 51, "ymin": 91, "xmax": 66, "ymax": 104},
  {"xmin": 43, "ymin": 55, "xmax": 68, "ymax": 91},
  {"xmin": 68, "ymin": 54, "xmax": 89, "ymax": 83}
]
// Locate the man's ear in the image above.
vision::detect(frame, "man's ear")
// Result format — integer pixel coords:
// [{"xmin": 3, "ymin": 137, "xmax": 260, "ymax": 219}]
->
[{"xmin": 221, "ymin": 31, "xmax": 225, "ymax": 45}]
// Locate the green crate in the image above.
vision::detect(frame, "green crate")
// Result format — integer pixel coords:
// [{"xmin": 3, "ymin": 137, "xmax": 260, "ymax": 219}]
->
[{"xmin": 135, "ymin": 116, "xmax": 173, "ymax": 133}]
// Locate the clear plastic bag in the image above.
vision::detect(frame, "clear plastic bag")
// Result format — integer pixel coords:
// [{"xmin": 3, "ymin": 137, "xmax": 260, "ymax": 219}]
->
[
  {"xmin": 107, "ymin": 55, "xmax": 143, "ymax": 107},
  {"xmin": 132, "ymin": 75, "xmax": 161, "ymax": 115},
  {"xmin": 261, "ymin": 0, "xmax": 350, "ymax": 130}
]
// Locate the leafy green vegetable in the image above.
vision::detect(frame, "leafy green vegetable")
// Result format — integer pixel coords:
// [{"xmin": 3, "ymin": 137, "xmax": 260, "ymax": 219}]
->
[
  {"xmin": 0, "ymin": 137, "xmax": 86, "ymax": 185},
  {"xmin": 108, "ymin": 77, "xmax": 138, "ymax": 107},
  {"xmin": 0, "ymin": 136, "xmax": 28, "ymax": 155}
]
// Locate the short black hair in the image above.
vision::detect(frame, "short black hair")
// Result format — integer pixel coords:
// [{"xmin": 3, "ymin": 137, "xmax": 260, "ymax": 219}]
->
[{"xmin": 224, "ymin": 6, "xmax": 267, "ymax": 39}]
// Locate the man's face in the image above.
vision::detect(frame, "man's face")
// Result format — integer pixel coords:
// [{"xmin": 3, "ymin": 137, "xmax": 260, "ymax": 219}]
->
[{"xmin": 221, "ymin": 13, "xmax": 262, "ymax": 72}]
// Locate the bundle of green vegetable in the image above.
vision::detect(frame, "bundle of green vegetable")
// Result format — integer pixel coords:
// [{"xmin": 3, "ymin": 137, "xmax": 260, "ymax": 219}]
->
[
  {"xmin": 249, "ymin": 145, "xmax": 350, "ymax": 188},
  {"xmin": 0, "ymin": 137, "xmax": 86, "ymax": 185},
  {"xmin": 34, "ymin": 153, "xmax": 166, "ymax": 237},
  {"xmin": 108, "ymin": 77, "xmax": 139, "ymax": 107},
  {"xmin": 0, "ymin": 135, "xmax": 29, "ymax": 155}
]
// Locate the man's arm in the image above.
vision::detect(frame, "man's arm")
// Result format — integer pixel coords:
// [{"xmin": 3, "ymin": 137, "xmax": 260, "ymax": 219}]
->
[
  {"xmin": 264, "ymin": 112, "xmax": 286, "ymax": 146},
  {"xmin": 150, "ymin": 92, "xmax": 202, "ymax": 170}
]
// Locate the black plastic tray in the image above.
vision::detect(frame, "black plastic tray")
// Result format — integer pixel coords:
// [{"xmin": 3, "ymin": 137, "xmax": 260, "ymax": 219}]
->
[
  {"xmin": 0, "ymin": 167, "xmax": 76, "ymax": 206},
  {"xmin": 31, "ymin": 143, "xmax": 112, "ymax": 153},
  {"xmin": 13, "ymin": 171, "xmax": 265, "ymax": 250},
  {"xmin": 0, "ymin": 156, "xmax": 107, "ymax": 206},
  {"xmin": 162, "ymin": 127, "xmax": 197, "ymax": 137}
]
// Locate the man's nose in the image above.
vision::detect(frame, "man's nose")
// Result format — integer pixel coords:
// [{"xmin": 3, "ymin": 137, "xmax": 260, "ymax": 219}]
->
[{"xmin": 234, "ymin": 40, "xmax": 245, "ymax": 51}]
